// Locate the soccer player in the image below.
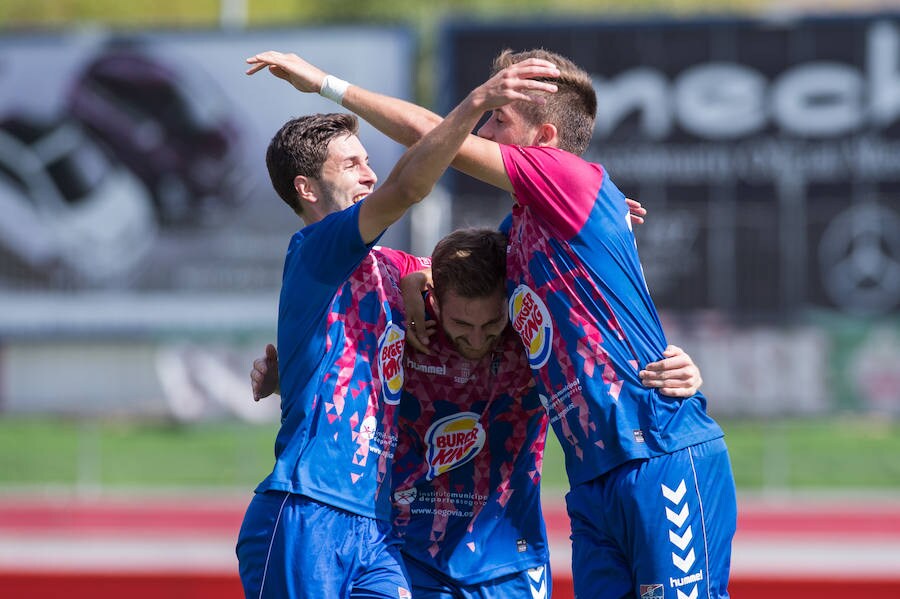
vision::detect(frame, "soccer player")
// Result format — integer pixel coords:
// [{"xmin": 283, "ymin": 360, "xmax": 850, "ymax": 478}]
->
[
  {"xmin": 250, "ymin": 228, "xmax": 551, "ymax": 598},
  {"xmin": 251, "ymin": 228, "xmax": 706, "ymax": 599},
  {"xmin": 245, "ymin": 49, "xmax": 737, "ymax": 599},
  {"xmin": 236, "ymin": 56, "xmax": 562, "ymax": 598}
]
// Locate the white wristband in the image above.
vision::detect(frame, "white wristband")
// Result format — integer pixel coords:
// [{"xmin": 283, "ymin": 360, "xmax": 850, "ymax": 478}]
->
[{"xmin": 319, "ymin": 75, "xmax": 350, "ymax": 105}]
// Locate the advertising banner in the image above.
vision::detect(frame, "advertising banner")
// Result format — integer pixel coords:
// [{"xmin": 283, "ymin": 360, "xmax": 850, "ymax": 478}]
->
[
  {"xmin": 0, "ymin": 27, "xmax": 414, "ymax": 299},
  {"xmin": 441, "ymin": 14, "xmax": 900, "ymax": 318}
]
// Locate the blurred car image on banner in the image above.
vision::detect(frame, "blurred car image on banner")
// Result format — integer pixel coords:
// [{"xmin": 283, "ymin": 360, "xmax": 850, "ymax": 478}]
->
[
  {"xmin": 0, "ymin": 27, "xmax": 415, "ymax": 421},
  {"xmin": 0, "ymin": 28, "xmax": 414, "ymax": 293},
  {"xmin": 0, "ymin": 115, "xmax": 157, "ymax": 287},
  {"xmin": 67, "ymin": 38, "xmax": 246, "ymax": 228}
]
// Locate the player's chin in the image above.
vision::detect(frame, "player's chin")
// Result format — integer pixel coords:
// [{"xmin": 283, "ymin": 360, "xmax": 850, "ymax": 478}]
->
[{"xmin": 458, "ymin": 347, "xmax": 490, "ymax": 360}]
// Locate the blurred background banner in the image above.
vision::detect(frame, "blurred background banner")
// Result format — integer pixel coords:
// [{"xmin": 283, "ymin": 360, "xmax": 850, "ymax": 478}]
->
[
  {"xmin": 440, "ymin": 13, "xmax": 900, "ymax": 417},
  {"xmin": 0, "ymin": 5, "xmax": 898, "ymax": 598},
  {"xmin": 0, "ymin": 26, "xmax": 414, "ymax": 295},
  {"xmin": 442, "ymin": 14, "xmax": 900, "ymax": 317},
  {"xmin": 0, "ymin": 14, "xmax": 896, "ymax": 422},
  {"xmin": 0, "ymin": 25, "xmax": 414, "ymax": 421}
]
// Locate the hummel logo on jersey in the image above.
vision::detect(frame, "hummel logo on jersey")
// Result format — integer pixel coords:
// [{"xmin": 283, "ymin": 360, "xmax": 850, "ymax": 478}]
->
[{"xmin": 662, "ymin": 479, "xmax": 699, "ymax": 576}]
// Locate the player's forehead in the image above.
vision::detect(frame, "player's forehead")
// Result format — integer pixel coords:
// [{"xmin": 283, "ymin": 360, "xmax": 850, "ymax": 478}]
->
[
  {"xmin": 325, "ymin": 133, "xmax": 368, "ymax": 163},
  {"xmin": 441, "ymin": 288, "xmax": 506, "ymax": 323}
]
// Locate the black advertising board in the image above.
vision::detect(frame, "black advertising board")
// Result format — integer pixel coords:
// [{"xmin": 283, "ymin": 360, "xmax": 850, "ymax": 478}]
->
[{"xmin": 440, "ymin": 15, "xmax": 900, "ymax": 317}]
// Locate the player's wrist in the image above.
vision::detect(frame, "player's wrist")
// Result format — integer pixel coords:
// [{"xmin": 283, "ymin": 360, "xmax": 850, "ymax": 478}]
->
[{"xmin": 319, "ymin": 75, "xmax": 350, "ymax": 105}]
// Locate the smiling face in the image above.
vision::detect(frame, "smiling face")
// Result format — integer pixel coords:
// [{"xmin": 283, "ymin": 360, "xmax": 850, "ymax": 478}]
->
[
  {"xmin": 310, "ymin": 133, "xmax": 377, "ymax": 212},
  {"xmin": 432, "ymin": 288, "xmax": 508, "ymax": 360},
  {"xmin": 265, "ymin": 113, "xmax": 371, "ymax": 219}
]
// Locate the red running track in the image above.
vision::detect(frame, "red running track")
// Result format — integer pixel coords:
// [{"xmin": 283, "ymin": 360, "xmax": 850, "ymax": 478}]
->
[{"xmin": 1, "ymin": 494, "xmax": 898, "ymax": 598}]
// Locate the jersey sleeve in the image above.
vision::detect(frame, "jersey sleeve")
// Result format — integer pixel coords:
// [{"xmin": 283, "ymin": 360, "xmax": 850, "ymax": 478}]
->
[
  {"xmin": 499, "ymin": 144, "xmax": 607, "ymax": 238},
  {"xmin": 295, "ymin": 201, "xmax": 378, "ymax": 287},
  {"xmin": 375, "ymin": 247, "xmax": 432, "ymax": 277}
]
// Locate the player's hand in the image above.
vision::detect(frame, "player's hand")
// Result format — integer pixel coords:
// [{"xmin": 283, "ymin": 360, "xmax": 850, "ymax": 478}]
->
[
  {"xmin": 639, "ymin": 345, "xmax": 703, "ymax": 398},
  {"xmin": 245, "ymin": 51, "xmax": 326, "ymax": 94},
  {"xmin": 400, "ymin": 270, "xmax": 437, "ymax": 355},
  {"xmin": 626, "ymin": 197, "xmax": 646, "ymax": 226},
  {"xmin": 251, "ymin": 343, "xmax": 280, "ymax": 401},
  {"xmin": 467, "ymin": 58, "xmax": 560, "ymax": 111},
  {"xmin": 406, "ymin": 317, "xmax": 438, "ymax": 355}
]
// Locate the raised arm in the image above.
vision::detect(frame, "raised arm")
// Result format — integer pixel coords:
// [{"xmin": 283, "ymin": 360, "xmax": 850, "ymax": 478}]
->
[{"xmin": 246, "ymin": 51, "xmax": 516, "ymax": 193}]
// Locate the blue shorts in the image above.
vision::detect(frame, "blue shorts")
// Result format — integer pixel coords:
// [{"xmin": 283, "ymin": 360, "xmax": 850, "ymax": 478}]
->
[
  {"xmin": 236, "ymin": 491, "xmax": 411, "ymax": 599},
  {"xmin": 566, "ymin": 438, "xmax": 736, "ymax": 599},
  {"xmin": 405, "ymin": 555, "xmax": 551, "ymax": 599}
]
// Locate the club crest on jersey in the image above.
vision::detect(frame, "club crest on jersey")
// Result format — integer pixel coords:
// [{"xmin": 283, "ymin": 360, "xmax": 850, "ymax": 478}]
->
[
  {"xmin": 509, "ymin": 285, "xmax": 553, "ymax": 369},
  {"xmin": 360, "ymin": 415, "xmax": 378, "ymax": 440},
  {"xmin": 378, "ymin": 323, "xmax": 405, "ymax": 404},
  {"xmin": 424, "ymin": 412, "xmax": 485, "ymax": 480},
  {"xmin": 639, "ymin": 584, "xmax": 664, "ymax": 599},
  {"xmin": 393, "ymin": 487, "xmax": 417, "ymax": 505}
]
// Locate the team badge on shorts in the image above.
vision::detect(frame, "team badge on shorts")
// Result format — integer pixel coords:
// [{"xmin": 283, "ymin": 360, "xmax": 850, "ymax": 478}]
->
[
  {"xmin": 640, "ymin": 584, "xmax": 664, "ymax": 599},
  {"xmin": 398, "ymin": 587, "xmax": 412, "ymax": 599}
]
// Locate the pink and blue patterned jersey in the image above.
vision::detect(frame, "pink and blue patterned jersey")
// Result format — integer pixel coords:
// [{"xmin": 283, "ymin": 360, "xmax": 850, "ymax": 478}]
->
[
  {"xmin": 257, "ymin": 201, "xmax": 429, "ymax": 520},
  {"xmin": 391, "ymin": 307, "xmax": 549, "ymax": 583},
  {"xmin": 501, "ymin": 145, "xmax": 723, "ymax": 488}
]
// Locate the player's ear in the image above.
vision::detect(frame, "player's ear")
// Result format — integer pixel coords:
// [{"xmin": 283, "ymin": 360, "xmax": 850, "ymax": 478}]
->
[
  {"xmin": 534, "ymin": 122, "xmax": 558, "ymax": 147},
  {"xmin": 294, "ymin": 174, "xmax": 318, "ymax": 204},
  {"xmin": 428, "ymin": 292, "xmax": 441, "ymax": 320}
]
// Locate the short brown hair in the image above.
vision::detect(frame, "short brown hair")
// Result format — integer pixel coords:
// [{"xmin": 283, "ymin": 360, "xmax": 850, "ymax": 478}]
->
[
  {"xmin": 491, "ymin": 48, "xmax": 596, "ymax": 155},
  {"xmin": 265, "ymin": 113, "xmax": 359, "ymax": 214},
  {"xmin": 432, "ymin": 228, "xmax": 508, "ymax": 304}
]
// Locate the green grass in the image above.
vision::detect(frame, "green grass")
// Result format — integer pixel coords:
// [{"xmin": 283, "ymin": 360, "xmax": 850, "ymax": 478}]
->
[
  {"xmin": 0, "ymin": 417, "xmax": 278, "ymax": 490},
  {"xmin": 0, "ymin": 416, "xmax": 898, "ymax": 493}
]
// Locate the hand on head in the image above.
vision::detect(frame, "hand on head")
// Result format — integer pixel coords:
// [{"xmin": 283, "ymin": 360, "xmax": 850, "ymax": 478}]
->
[{"xmin": 470, "ymin": 58, "xmax": 560, "ymax": 111}]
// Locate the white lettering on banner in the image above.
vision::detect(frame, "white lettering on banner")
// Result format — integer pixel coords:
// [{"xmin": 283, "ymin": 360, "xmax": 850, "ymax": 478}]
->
[
  {"xmin": 594, "ymin": 20, "xmax": 900, "ymax": 140},
  {"xmin": 675, "ymin": 63, "xmax": 767, "ymax": 139}
]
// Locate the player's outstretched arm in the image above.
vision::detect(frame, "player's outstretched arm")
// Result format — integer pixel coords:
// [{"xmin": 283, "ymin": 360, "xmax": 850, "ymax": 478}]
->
[
  {"xmin": 356, "ymin": 59, "xmax": 559, "ymax": 242},
  {"xmin": 246, "ymin": 51, "xmax": 442, "ymax": 148},
  {"xmin": 639, "ymin": 345, "xmax": 703, "ymax": 398},
  {"xmin": 245, "ymin": 51, "xmax": 523, "ymax": 193}
]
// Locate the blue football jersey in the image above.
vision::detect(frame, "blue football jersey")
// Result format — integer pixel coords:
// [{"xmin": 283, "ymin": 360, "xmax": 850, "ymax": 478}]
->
[
  {"xmin": 501, "ymin": 145, "xmax": 724, "ymax": 487},
  {"xmin": 391, "ymin": 313, "xmax": 550, "ymax": 583},
  {"xmin": 258, "ymin": 200, "xmax": 428, "ymax": 520}
]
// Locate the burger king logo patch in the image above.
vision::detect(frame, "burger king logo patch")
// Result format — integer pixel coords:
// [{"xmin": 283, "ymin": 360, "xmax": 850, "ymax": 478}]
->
[
  {"xmin": 424, "ymin": 412, "xmax": 485, "ymax": 480},
  {"xmin": 378, "ymin": 323, "xmax": 405, "ymax": 405},
  {"xmin": 509, "ymin": 285, "xmax": 553, "ymax": 369}
]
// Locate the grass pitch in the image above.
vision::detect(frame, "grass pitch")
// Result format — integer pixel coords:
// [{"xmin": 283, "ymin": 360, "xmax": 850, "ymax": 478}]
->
[{"xmin": 1, "ymin": 415, "xmax": 897, "ymax": 494}]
